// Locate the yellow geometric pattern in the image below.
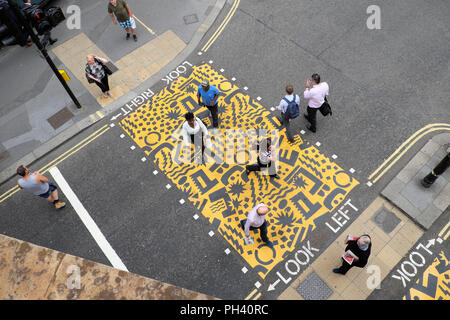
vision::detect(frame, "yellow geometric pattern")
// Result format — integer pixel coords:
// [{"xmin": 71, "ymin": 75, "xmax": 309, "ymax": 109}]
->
[
  {"xmin": 404, "ymin": 251, "xmax": 450, "ymax": 300},
  {"xmin": 119, "ymin": 64, "xmax": 359, "ymax": 279}
]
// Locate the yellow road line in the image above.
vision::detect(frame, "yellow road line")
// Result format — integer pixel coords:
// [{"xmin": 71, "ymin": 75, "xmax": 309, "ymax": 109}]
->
[
  {"xmin": 253, "ymin": 293, "xmax": 262, "ymax": 300},
  {"xmin": 369, "ymin": 123, "xmax": 450, "ymax": 180},
  {"xmin": 201, "ymin": 0, "xmax": 239, "ymax": 52},
  {"xmin": 370, "ymin": 125, "xmax": 450, "ymax": 183},
  {"xmin": 133, "ymin": 15, "xmax": 156, "ymax": 35},
  {"xmin": 439, "ymin": 221, "xmax": 450, "ymax": 238},
  {"xmin": 0, "ymin": 125, "xmax": 110, "ymax": 204},
  {"xmin": 444, "ymin": 230, "xmax": 450, "ymax": 241},
  {"xmin": 244, "ymin": 289, "xmax": 257, "ymax": 300},
  {"xmin": 96, "ymin": 111, "xmax": 104, "ymax": 119}
]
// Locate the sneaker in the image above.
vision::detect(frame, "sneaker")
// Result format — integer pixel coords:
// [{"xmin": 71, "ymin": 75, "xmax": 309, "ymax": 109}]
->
[
  {"xmin": 133, "ymin": 34, "xmax": 137, "ymax": 42},
  {"xmin": 270, "ymin": 174, "xmax": 280, "ymax": 179},
  {"xmin": 307, "ymin": 125, "xmax": 316, "ymax": 133},
  {"xmin": 126, "ymin": 33, "xmax": 130, "ymax": 40},
  {"xmin": 54, "ymin": 201, "xmax": 66, "ymax": 209},
  {"xmin": 49, "ymin": 38, "xmax": 58, "ymax": 45}
]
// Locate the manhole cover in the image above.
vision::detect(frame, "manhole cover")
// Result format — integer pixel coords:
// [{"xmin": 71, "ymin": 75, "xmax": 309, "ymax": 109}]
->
[
  {"xmin": 296, "ymin": 272, "xmax": 333, "ymax": 300},
  {"xmin": 47, "ymin": 107, "xmax": 74, "ymax": 130},
  {"xmin": 183, "ymin": 14, "xmax": 199, "ymax": 25},
  {"xmin": 371, "ymin": 207, "xmax": 401, "ymax": 234}
]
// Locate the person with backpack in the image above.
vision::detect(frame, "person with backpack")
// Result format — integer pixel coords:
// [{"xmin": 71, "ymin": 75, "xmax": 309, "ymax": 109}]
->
[
  {"xmin": 276, "ymin": 84, "xmax": 300, "ymax": 143},
  {"xmin": 303, "ymin": 73, "xmax": 330, "ymax": 133}
]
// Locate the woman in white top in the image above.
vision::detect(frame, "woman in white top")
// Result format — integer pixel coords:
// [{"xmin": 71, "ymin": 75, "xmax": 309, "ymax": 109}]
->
[{"xmin": 182, "ymin": 112, "xmax": 209, "ymax": 163}]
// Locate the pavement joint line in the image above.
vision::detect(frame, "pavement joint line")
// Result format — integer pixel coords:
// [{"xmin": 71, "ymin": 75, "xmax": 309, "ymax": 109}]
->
[{"xmin": 0, "ymin": 0, "xmax": 227, "ymax": 186}]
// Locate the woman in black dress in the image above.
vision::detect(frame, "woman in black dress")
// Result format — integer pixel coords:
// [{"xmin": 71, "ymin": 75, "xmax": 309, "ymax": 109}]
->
[{"xmin": 85, "ymin": 54, "xmax": 113, "ymax": 99}]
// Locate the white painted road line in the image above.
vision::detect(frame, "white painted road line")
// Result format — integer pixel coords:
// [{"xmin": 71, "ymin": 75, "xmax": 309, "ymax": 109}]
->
[{"xmin": 49, "ymin": 166, "xmax": 128, "ymax": 272}]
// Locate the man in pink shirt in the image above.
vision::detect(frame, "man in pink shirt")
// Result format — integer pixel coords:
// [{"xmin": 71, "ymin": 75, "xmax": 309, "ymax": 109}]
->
[
  {"xmin": 303, "ymin": 73, "xmax": 329, "ymax": 133},
  {"xmin": 240, "ymin": 203, "xmax": 273, "ymax": 247}
]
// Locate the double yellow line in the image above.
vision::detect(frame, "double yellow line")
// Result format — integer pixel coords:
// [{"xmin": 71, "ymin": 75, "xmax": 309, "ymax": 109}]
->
[
  {"xmin": 0, "ymin": 125, "xmax": 111, "ymax": 204},
  {"xmin": 201, "ymin": 0, "xmax": 240, "ymax": 52},
  {"xmin": 245, "ymin": 289, "xmax": 261, "ymax": 300},
  {"xmin": 368, "ymin": 123, "xmax": 450, "ymax": 184},
  {"xmin": 439, "ymin": 221, "xmax": 450, "ymax": 241}
]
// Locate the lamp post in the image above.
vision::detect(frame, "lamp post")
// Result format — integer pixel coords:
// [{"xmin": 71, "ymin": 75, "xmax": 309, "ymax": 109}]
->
[
  {"xmin": 421, "ymin": 152, "xmax": 450, "ymax": 188},
  {"xmin": 7, "ymin": 0, "xmax": 81, "ymax": 109}
]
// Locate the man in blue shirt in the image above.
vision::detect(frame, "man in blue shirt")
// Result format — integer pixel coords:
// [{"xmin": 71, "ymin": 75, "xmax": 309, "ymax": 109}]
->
[{"xmin": 197, "ymin": 79, "xmax": 220, "ymax": 128}]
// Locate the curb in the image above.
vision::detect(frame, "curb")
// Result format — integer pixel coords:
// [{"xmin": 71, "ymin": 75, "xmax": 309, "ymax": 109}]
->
[{"xmin": 0, "ymin": 0, "xmax": 227, "ymax": 186}]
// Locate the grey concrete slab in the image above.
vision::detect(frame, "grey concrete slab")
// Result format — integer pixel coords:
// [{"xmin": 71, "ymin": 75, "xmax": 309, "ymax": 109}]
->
[
  {"xmin": 421, "ymin": 140, "xmax": 440, "ymax": 158},
  {"xmin": 416, "ymin": 204, "xmax": 443, "ymax": 229},
  {"xmin": 397, "ymin": 151, "xmax": 430, "ymax": 184},
  {"xmin": 432, "ymin": 182, "xmax": 450, "ymax": 212},
  {"xmin": 400, "ymin": 165, "xmax": 447, "ymax": 212}
]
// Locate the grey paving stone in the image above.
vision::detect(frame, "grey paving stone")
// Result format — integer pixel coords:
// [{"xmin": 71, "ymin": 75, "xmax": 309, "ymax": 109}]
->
[
  {"xmin": 397, "ymin": 151, "xmax": 429, "ymax": 184},
  {"xmin": 421, "ymin": 140, "xmax": 440, "ymax": 158},
  {"xmin": 416, "ymin": 205, "xmax": 442, "ymax": 229},
  {"xmin": 381, "ymin": 177, "xmax": 406, "ymax": 200},
  {"xmin": 433, "ymin": 182, "xmax": 450, "ymax": 211},
  {"xmin": 389, "ymin": 192, "xmax": 422, "ymax": 220},
  {"xmin": 431, "ymin": 133, "xmax": 450, "ymax": 146},
  {"xmin": 296, "ymin": 272, "xmax": 333, "ymax": 300},
  {"xmin": 371, "ymin": 207, "xmax": 401, "ymax": 234},
  {"xmin": 400, "ymin": 166, "xmax": 447, "ymax": 212}
]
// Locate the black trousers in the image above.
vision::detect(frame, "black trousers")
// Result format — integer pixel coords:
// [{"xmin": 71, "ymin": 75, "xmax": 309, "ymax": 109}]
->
[
  {"xmin": 281, "ymin": 112, "xmax": 294, "ymax": 142},
  {"xmin": 337, "ymin": 258, "xmax": 366, "ymax": 275},
  {"xmin": 306, "ymin": 106, "xmax": 319, "ymax": 131},
  {"xmin": 94, "ymin": 75, "xmax": 110, "ymax": 93},
  {"xmin": 240, "ymin": 219, "xmax": 269, "ymax": 243},
  {"xmin": 207, "ymin": 104, "xmax": 219, "ymax": 128},
  {"xmin": 246, "ymin": 159, "xmax": 277, "ymax": 176}
]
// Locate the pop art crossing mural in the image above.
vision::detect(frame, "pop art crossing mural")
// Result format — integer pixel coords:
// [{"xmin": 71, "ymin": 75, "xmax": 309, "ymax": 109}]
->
[{"xmin": 119, "ymin": 64, "xmax": 359, "ymax": 279}]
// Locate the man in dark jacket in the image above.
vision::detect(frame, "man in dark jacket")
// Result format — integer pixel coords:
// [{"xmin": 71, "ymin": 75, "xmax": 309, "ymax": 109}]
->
[{"xmin": 333, "ymin": 234, "xmax": 371, "ymax": 275}]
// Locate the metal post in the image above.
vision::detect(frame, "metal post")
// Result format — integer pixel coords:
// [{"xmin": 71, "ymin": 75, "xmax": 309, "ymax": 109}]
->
[
  {"xmin": 7, "ymin": 0, "xmax": 81, "ymax": 109},
  {"xmin": 421, "ymin": 152, "xmax": 450, "ymax": 188}
]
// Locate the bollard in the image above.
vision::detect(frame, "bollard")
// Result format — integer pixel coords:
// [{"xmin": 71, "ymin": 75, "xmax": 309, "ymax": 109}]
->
[{"xmin": 421, "ymin": 152, "xmax": 450, "ymax": 188}]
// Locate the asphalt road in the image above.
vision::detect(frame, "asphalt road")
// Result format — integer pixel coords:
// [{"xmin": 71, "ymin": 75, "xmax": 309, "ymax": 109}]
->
[{"xmin": 0, "ymin": 0, "xmax": 449, "ymax": 300}]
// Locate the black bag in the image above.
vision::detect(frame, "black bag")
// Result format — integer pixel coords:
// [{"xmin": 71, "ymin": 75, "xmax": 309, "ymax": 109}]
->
[
  {"xmin": 95, "ymin": 58, "xmax": 112, "ymax": 75},
  {"xmin": 319, "ymin": 97, "xmax": 332, "ymax": 116},
  {"xmin": 86, "ymin": 72, "xmax": 94, "ymax": 83}
]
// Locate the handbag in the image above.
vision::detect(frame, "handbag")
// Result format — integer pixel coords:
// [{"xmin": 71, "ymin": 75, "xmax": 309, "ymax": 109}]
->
[
  {"xmin": 95, "ymin": 58, "xmax": 112, "ymax": 75},
  {"xmin": 319, "ymin": 96, "xmax": 332, "ymax": 116}
]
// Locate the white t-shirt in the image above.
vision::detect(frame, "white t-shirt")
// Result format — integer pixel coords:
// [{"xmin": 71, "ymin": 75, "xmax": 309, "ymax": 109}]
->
[
  {"xmin": 277, "ymin": 94, "xmax": 300, "ymax": 113},
  {"xmin": 182, "ymin": 117, "xmax": 208, "ymax": 146}
]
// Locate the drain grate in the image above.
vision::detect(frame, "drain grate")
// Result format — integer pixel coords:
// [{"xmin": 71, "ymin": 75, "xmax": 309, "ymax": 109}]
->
[
  {"xmin": 183, "ymin": 14, "xmax": 199, "ymax": 25},
  {"xmin": 371, "ymin": 207, "xmax": 401, "ymax": 234},
  {"xmin": 47, "ymin": 107, "xmax": 74, "ymax": 130},
  {"xmin": 296, "ymin": 272, "xmax": 333, "ymax": 300}
]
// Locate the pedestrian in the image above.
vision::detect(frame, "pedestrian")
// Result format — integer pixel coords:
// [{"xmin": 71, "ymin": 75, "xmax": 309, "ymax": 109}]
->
[
  {"xmin": 240, "ymin": 203, "xmax": 273, "ymax": 247},
  {"xmin": 16, "ymin": 165, "xmax": 66, "ymax": 210},
  {"xmin": 181, "ymin": 112, "xmax": 211, "ymax": 164},
  {"xmin": 333, "ymin": 234, "xmax": 372, "ymax": 275},
  {"xmin": 197, "ymin": 79, "xmax": 220, "ymax": 128},
  {"xmin": 245, "ymin": 138, "xmax": 279, "ymax": 179},
  {"xmin": 108, "ymin": 0, "xmax": 137, "ymax": 41},
  {"xmin": 85, "ymin": 54, "xmax": 113, "ymax": 99},
  {"xmin": 303, "ymin": 73, "xmax": 329, "ymax": 133},
  {"xmin": 276, "ymin": 84, "xmax": 300, "ymax": 143}
]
